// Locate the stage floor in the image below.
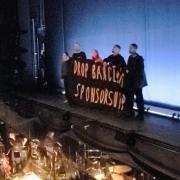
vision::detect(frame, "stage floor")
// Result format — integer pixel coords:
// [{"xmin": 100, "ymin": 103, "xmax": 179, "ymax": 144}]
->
[{"xmin": 16, "ymin": 92, "xmax": 180, "ymax": 149}]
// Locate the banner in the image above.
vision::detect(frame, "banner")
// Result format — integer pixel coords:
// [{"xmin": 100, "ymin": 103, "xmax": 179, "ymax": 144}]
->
[{"xmin": 66, "ymin": 59, "xmax": 128, "ymax": 112}]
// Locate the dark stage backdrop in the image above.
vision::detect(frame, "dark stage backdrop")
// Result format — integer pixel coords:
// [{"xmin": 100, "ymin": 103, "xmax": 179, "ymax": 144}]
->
[
  {"xmin": 17, "ymin": 0, "xmax": 34, "ymax": 84},
  {"xmin": 61, "ymin": 0, "xmax": 180, "ymax": 108},
  {"xmin": 45, "ymin": 0, "xmax": 64, "ymax": 89}
]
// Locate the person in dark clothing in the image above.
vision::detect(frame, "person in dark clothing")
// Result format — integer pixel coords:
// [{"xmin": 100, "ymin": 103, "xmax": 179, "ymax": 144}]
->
[
  {"xmin": 104, "ymin": 45, "xmax": 126, "ymax": 68},
  {"xmin": 61, "ymin": 52, "xmax": 72, "ymax": 102},
  {"xmin": 127, "ymin": 44, "xmax": 148, "ymax": 120},
  {"xmin": 72, "ymin": 42, "xmax": 87, "ymax": 60}
]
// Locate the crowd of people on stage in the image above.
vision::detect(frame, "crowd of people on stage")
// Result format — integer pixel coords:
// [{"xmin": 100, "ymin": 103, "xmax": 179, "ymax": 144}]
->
[{"xmin": 61, "ymin": 42, "xmax": 147, "ymax": 120}]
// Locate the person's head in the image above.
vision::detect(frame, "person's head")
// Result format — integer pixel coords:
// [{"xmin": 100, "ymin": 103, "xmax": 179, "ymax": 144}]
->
[
  {"xmin": 129, "ymin": 43, "xmax": 138, "ymax": 54},
  {"xmin": 74, "ymin": 42, "xmax": 81, "ymax": 53},
  {"xmin": 91, "ymin": 49, "xmax": 100, "ymax": 59},
  {"xmin": 62, "ymin": 52, "xmax": 70, "ymax": 61},
  {"xmin": 112, "ymin": 45, "xmax": 121, "ymax": 56}
]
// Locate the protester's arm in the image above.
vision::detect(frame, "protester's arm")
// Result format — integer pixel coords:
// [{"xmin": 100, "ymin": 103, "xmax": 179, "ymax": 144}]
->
[
  {"xmin": 135, "ymin": 56, "xmax": 145, "ymax": 88},
  {"xmin": 82, "ymin": 52, "xmax": 87, "ymax": 60},
  {"xmin": 138, "ymin": 56, "xmax": 145, "ymax": 75},
  {"xmin": 121, "ymin": 57, "xmax": 127, "ymax": 68}
]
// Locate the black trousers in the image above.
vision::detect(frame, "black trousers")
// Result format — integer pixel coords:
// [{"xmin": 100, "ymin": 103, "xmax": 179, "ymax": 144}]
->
[
  {"xmin": 63, "ymin": 76, "xmax": 71, "ymax": 100},
  {"xmin": 64, "ymin": 76, "xmax": 75, "ymax": 104},
  {"xmin": 128, "ymin": 88, "xmax": 144, "ymax": 116}
]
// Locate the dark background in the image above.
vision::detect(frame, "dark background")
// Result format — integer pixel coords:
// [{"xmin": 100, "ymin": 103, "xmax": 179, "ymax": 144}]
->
[{"xmin": 0, "ymin": 0, "xmax": 179, "ymax": 109}]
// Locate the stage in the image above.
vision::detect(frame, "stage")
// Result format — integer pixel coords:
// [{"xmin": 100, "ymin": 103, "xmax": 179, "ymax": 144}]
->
[
  {"xmin": 10, "ymin": 92, "xmax": 180, "ymax": 180},
  {"xmin": 16, "ymin": 92, "xmax": 180, "ymax": 148}
]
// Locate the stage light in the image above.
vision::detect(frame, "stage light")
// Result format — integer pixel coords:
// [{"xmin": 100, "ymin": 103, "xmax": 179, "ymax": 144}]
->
[
  {"xmin": 146, "ymin": 107, "xmax": 150, "ymax": 112},
  {"xmin": 172, "ymin": 113, "xmax": 176, "ymax": 119},
  {"xmin": 140, "ymin": 106, "xmax": 180, "ymax": 120},
  {"xmin": 148, "ymin": 110, "xmax": 172, "ymax": 118},
  {"xmin": 178, "ymin": 114, "xmax": 180, "ymax": 120},
  {"xmin": 61, "ymin": 90, "xmax": 66, "ymax": 95}
]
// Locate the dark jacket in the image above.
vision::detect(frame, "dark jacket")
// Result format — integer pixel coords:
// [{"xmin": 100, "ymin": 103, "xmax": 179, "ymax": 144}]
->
[
  {"xmin": 104, "ymin": 54, "xmax": 126, "ymax": 68},
  {"xmin": 72, "ymin": 51, "xmax": 87, "ymax": 60},
  {"xmin": 61, "ymin": 59, "xmax": 71, "ymax": 78},
  {"xmin": 127, "ymin": 54, "xmax": 148, "ymax": 89}
]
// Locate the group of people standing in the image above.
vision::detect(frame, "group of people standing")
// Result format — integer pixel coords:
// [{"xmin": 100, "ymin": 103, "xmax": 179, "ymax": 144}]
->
[{"xmin": 62, "ymin": 42, "xmax": 147, "ymax": 120}]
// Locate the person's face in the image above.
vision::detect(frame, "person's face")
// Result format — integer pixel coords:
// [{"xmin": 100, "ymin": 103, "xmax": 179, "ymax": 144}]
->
[
  {"xmin": 92, "ymin": 49, "xmax": 98, "ymax": 58},
  {"xmin": 74, "ymin": 43, "xmax": 81, "ymax": 52},
  {"xmin": 129, "ymin": 45, "xmax": 137, "ymax": 54},
  {"xmin": 113, "ymin": 46, "xmax": 120, "ymax": 55},
  {"xmin": 62, "ymin": 53, "xmax": 69, "ymax": 61}
]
